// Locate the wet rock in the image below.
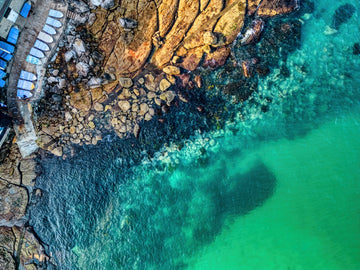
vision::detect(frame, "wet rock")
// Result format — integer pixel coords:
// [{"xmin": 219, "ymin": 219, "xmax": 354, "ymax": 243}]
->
[
  {"xmin": 240, "ymin": 19, "xmax": 264, "ymax": 45},
  {"xmin": 50, "ymin": 147, "xmax": 63, "ymax": 157},
  {"xmin": 257, "ymin": 0, "xmax": 300, "ymax": 17},
  {"xmin": 159, "ymin": 78, "xmax": 172, "ymax": 91},
  {"xmin": 133, "ymin": 124, "xmax": 140, "ymax": 138},
  {"xmin": 331, "ymin": 4, "xmax": 356, "ymax": 30},
  {"xmin": 144, "ymin": 113, "xmax": 153, "ymax": 121},
  {"xmin": 0, "ymin": 180, "xmax": 28, "ymax": 224},
  {"xmin": 203, "ymin": 47, "xmax": 231, "ymax": 68},
  {"xmin": 179, "ymin": 47, "xmax": 204, "ymax": 71},
  {"xmin": 119, "ymin": 77, "xmax": 133, "ymax": 88},
  {"xmin": 160, "ymin": 90, "xmax": 176, "ymax": 104}
]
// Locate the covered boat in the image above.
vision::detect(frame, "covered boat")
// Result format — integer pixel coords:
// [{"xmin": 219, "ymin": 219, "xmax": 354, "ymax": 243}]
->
[
  {"xmin": 20, "ymin": 70, "xmax": 37, "ymax": 81},
  {"xmin": 17, "ymin": 79, "xmax": 35, "ymax": 90},
  {"xmin": 37, "ymin": 31, "xmax": 54, "ymax": 43},
  {"xmin": 46, "ymin": 17, "xmax": 62, "ymax": 28},
  {"xmin": 7, "ymin": 27, "xmax": 20, "ymax": 45},
  {"xmin": 49, "ymin": 9, "xmax": 64, "ymax": 18},
  {"xmin": 30, "ymin": 47, "xmax": 45, "ymax": 59},
  {"xmin": 26, "ymin": 55, "xmax": 41, "ymax": 65},
  {"xmin": 34, "ymin": 40, "xmax": 50, "ymax": 51},
  {"xmin": 17, "ymin": 89, "xmax": 33, "ymax": 99},
  {"xmin": 43, "ymin": 25, "xmax": 56, "ymax": 35}
]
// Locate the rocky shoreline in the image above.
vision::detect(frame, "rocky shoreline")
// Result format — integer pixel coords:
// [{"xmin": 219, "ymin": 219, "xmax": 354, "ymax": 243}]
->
[
  {"xmin": 0, "ymin": 0, "xmax": 313, "ymax": 268},
  {"xmin": 33, "ymin": 0, "xmax": 302, "ymax": 158}
]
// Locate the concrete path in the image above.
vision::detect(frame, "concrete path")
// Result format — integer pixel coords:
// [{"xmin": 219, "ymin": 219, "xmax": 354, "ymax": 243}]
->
[{"xmin": 7, "ymin": 0, "xmax": 68, "ymax": 157}]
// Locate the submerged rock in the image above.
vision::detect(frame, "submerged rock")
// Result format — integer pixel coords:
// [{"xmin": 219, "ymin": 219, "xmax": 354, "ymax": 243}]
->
[{"xmin": 331, "ymin": 4, "xmax": 356, "ymax": 30}]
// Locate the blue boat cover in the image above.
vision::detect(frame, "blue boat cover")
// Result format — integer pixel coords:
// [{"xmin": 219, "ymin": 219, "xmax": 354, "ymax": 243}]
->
[
  {"xmin": 30, "ymin": 47, "xmax": 45, "ymax": 59},
  {"xmin": 0, "ymin": 59, "xmax": 7, "ymax": 70},
  {"xmin": 0, "ymin": 79, "xmax": 5, "ymax": 88},
  {"xmin": 20, "ymin": 2, "xmax": 31, "ymax": 18},
  {"xmin": 34, "ymin": 40, "xmax": 50, "ymax": 51},
  {"xmin": 17, "ymin": 79, "xmax": 35, "ymax": 90},
  {"xmin": 49, "ymin": 9, "xmax": 63, "ymax": 18},
  {"xmin": 20, "ymin": 70, "xmax": 37, "ymax": 81},
  {"xmin": 0, "ymin": 70, "xmax": 6, "ymax": 79},
  {"xmin": 17, "ymin": 89, "xmax": 33, "ymax": 99},
  {"xmin": 0, "ymin": 51, "xmax": 12, "ymax": 61},
  {"xmin": 0, "ymin": 41, "xmax": 15, "ymax": 54},
  {"xmin": 26, "ymin": 55, "xmax": 41, "ymax": 65},
  {"xmin": 7, "ymin": 27, "xmax": 19, "ymax": 45},
  {"xmin": 46, "ymin": 17, "xmax": 62, "ymax": 28},
  {"xmin": 37, "ymin": 31, "xmax": 54, "ymax": 43},
  {"xmin": 43, "ymin": 25, "xmax": 56, "ymax": 35}
]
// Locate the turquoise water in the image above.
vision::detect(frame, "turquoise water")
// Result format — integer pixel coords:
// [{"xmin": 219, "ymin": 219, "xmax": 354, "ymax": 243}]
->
[{"xmin": 29, "ymin": 0, "xmax": 360, "ymax": 269}]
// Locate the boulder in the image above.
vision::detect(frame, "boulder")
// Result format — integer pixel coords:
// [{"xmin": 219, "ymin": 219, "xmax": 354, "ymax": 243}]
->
[
  {"xmin": 139, "ymin": 103, "xmax": 149, "ymax": 115},
  {"xmin": 240, "ymin": 19, "xmax": 264, "ymax": 45},
  {"xmin": 69, "ymin": 88, "xmax": 92, "ymax": 112},
  {"xmin": 119, "ymin": 77, "xmax": 133, "ymax": 88},
  {"xmin": 76, "ymin": 62, "xmax": 90, "ymax": 77},
  {"xmin": 73, "ymin": 38, "xmax": 86, "ymax": 56},
  {"xmin": 118, "ymin": 100, "xmax": 131, "ymax": 112},
  {"xmin": 64, "ymin": 50, "xmax": 76, "ymax": 62},
  {"xmin": 93, "ymin": 102, "xmax": 104, "ymax": 112},
  {"xmin": 159, "ymin": 78, "xmax": 172, "ymax": 91},
  {"xmin": 163, "ymin": 66, "xmax": 180, "ymax": 75}
]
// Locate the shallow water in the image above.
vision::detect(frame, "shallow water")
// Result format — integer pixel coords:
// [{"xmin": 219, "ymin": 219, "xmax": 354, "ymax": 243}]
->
[{"xmin": 29, "ymin": 0, "xmax": 360, "ymax": 269}]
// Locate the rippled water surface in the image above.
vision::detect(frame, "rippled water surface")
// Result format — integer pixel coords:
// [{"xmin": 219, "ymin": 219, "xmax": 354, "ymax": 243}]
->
[{"xmin": 30, "ymin": 0, "xmax": 360, "ymax": 269}]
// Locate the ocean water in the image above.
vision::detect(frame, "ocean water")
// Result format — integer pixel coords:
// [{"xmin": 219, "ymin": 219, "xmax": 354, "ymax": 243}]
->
[{"xmin": 29, "ymin": 0, "xmax": 360, "ymax": 269}]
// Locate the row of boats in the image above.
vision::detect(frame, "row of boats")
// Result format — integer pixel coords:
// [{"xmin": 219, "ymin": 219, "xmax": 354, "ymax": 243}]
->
[{"xmin": 17, "ymin": 9, "xmax": 64, "ymax": 100}]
